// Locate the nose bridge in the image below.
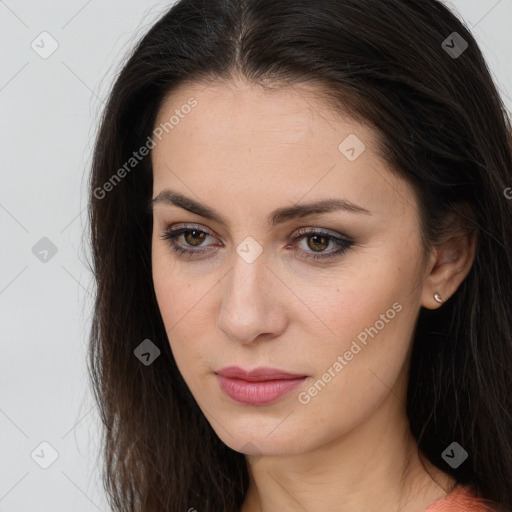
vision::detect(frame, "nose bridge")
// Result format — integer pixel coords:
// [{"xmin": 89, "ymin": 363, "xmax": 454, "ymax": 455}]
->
[
  {"xmin": 224, "ymin": 252, "xmax": 269, "ymax": 316},
  {"xmin": 216, "ymin": 249, "xmax": 284, "ymax": 343}
]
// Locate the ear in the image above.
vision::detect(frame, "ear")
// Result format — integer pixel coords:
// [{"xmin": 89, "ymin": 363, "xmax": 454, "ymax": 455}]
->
[{"xmin": 421, "ymin": 231, "xmax": 477, "ymax": 309}]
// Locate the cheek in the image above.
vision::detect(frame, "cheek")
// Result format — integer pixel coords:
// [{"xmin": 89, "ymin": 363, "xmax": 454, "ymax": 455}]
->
[
  {"xmin": 300, "ymin": 264, "xmax": 412, "ymax": 353},
  {"xmin": 151, "ymin": 244, "xmax": 219, "ymax": 376},
  {"xmin": 329, "ymin": 234, "xmax": 422, "ymax": 340},
  {"xmin": 151, "ymin": 238, "xmax": 206, "ymax": 317},
  {"xmin": 295, "ymin": 251, "xmax": 421, "ymax": 408},
  {"xmin": 290, "ymin": 279, "xmax": 417, "ymax": 442}
]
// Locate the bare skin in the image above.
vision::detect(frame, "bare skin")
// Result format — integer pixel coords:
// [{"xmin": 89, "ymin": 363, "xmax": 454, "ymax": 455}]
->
[{"xmin": 150, "ymin": 78, "xmax": 475, "ymax": 512}]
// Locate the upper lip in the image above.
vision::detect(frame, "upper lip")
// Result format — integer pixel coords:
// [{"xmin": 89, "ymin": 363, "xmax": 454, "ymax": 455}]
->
[{"xmin": 215, "ymin": 366, "xmax": 307, "ymax": 382}]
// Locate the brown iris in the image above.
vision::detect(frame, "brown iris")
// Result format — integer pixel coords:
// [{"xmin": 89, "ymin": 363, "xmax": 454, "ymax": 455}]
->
[
  {"xmin": 307, "ymin": 234, "xmax": 329, "ymax": 252},
  {"xmin": 184, "ymin": 230, "xmax": 206, "ymax": 246}
]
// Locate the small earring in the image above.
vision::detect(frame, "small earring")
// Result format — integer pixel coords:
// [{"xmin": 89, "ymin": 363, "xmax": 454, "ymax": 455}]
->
[{"xmin": 433, "ymin": 292, "xmax": 444, "ymax": 304}]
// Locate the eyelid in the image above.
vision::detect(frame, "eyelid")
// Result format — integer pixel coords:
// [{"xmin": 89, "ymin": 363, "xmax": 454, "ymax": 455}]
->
[
  {"xmin": 164, "ymin": 222, "xmax": 218, "ymax": 241},
  {"xmin": 293, "ymin": 225, "xmax": 353, "ymax": 241}
]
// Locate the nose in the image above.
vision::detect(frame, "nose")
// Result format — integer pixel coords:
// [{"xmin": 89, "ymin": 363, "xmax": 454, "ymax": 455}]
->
[{"xmin": 216, "ymin": 254, "xmax": 288, "ymax": 345}]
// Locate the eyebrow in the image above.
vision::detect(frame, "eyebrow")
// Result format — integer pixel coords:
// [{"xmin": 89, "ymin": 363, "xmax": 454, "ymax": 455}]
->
[{"xmin": 148, "ymin": 189, "xmax": 371, "ymax": 227}]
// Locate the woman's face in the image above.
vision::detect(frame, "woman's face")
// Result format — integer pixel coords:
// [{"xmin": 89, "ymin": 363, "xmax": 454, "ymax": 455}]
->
[{"xmin": 150, "ymin": 79, "xmax": 432, "ymax": 457}]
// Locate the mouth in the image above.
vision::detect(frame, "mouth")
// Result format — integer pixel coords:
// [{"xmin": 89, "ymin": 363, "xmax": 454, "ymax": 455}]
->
[{"xmin": 215, "ymin": 366, "xmax": 308, "ymax": 405}]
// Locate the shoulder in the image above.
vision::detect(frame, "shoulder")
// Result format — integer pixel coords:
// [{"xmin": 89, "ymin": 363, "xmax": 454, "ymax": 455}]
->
[{"xmin": 425, "ymin": 484, "xmax": 497, "ymax": 512}]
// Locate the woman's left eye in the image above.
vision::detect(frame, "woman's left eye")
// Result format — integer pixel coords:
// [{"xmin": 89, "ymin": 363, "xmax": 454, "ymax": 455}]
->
[
  {"xmin": 159, "ymin": 225, "xmax": 354, "ymax": 261},
  {"xmin": 291, "ymin": 228, "xmax": 354, "ymax": 260}
]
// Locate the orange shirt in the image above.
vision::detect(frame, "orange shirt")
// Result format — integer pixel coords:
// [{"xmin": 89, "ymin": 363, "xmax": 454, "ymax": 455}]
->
[{"xmin": 425, "ymin": 485, "xmax": 496, "ymax": 512}]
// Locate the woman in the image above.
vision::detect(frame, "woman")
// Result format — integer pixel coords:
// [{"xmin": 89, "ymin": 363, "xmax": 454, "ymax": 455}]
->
[{"xmin": 87, "ymin": 1, "xmax": 512, "ymax": 511}]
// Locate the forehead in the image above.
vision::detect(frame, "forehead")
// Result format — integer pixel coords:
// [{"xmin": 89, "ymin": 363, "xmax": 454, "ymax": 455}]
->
[
  {"xmin": 150, "ymin": 79, "xmax": 416, "ymax": 225},
  {"xmin": 153, "ymin": 78, "xmax": 371, "ymax": 149}
]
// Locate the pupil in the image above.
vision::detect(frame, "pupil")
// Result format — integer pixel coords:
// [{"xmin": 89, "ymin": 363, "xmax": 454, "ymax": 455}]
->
[
  {"xmin": 309, "ymin": 235, "xmax": 328, "ymax": 252},
  {"xmin": 186, "ymin": 230, "xmax": 205, "ymax": 246}
]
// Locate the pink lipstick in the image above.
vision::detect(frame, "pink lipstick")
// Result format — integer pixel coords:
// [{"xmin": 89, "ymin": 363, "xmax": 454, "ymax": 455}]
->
[{"xmin": 215, "ymin": 366, "xmax": 308, "ymax": 405}]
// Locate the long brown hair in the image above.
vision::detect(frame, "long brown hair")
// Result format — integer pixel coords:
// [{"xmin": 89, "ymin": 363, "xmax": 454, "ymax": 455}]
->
[{"xmin": 87, "ymin": 1, "xmax": 512, "ymax": 510}]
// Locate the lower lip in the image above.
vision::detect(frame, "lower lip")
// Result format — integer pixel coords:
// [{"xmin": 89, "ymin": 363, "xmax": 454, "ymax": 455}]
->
[{"xmin": 215, "ymin": 374, "xmax": 307, "ymax": 405}]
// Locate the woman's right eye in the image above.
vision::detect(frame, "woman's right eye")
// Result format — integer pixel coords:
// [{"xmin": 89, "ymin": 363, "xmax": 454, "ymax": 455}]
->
[{"xmin": 159, "ymin": 226, "xmax": 217, "ymax": 257}]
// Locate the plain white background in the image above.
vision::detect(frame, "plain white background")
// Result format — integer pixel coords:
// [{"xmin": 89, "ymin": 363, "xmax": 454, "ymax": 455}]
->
[{"xmin": 0, "ymin": 1, "xmax": 511, "ymax": 510}]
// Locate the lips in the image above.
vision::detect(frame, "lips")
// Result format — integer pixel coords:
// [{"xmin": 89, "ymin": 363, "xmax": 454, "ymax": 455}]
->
[{"xmin": 215, "ymin": 366, "xmax": 308, "ymax": 405}]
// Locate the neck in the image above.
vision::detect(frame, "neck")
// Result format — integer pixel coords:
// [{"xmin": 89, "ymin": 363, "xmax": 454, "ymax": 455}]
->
[{"xmin": 240, "ymin": 388, "xmax": 455, "ymax": 512}]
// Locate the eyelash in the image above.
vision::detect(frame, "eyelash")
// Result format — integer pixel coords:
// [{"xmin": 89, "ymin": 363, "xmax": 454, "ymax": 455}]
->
[{"xmin": 159, "ymin": 224, "xmax": 354, "ymax": 261}]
